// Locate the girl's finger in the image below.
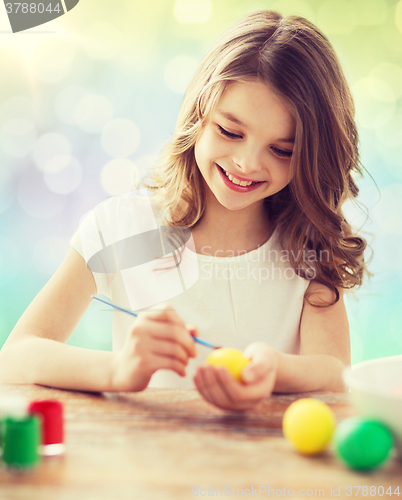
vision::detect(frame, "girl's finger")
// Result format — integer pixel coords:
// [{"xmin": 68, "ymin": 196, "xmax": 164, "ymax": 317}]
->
[
  {"xmin": 202, "ymin": 366, "xmax": 259, "ymax": 411},
  {"xmin": 242, "ymin": 343, "xmax": 279, "ymax": 384},
  {"xmin": 215, "ymin": 367, "xmax": 275, "ymax": 409},
  {"xmin": 149, "ymin": 338, "xmax": 190, "ymax": 365},
  {"xmin": 197, "ymin": 366, "xmax": 232, "ymax": 408},
  {"xmin": 193, "ymin": 369, "xmax": 209, "ymax": 400},
  {"xmin": 148, "ymin": 352, "xmax": 188, "ymax": 377},
  {"xmin": 194, "ymin": 368, "xmax": 217, "ymax": 406},
  {"xmin": 146, "ymin": 303, "xmax": 186, "ymax": 327},
  {"xmin": 241, "ymin": 359, "xmax": 270, "ymax": 384},
  {"xmin": 194, "ymin": 366, "xmax": 216, "ymax": 403},
  {"xmin": 195, "ymin": 365, "xmax": 275, "ymax": 411},
  {"xmin": 145, "ymin": 320, "xmax": 197, "ymax": 358},
  {"xmin": 213, "ymin": 368, "xmax": 259, "ymax": 409},
  {"xmin": 203, "ymin": 375, "xmax": 255, "ymax": 411}
]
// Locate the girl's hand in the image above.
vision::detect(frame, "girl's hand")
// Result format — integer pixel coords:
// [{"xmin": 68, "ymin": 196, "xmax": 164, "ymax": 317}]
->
[
  {"xmin": 110, "ymin": 304, "xmax": 198, "ymax": 392},
  {"xmin": 194, "ymin": 342, "xmax": 279, "ymax": 411}
]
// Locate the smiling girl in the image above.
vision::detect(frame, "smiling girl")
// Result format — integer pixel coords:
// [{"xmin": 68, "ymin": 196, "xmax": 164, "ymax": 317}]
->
[{"xmin": 0, "ymin": 10, "xmax": 368, "ymax": 410}]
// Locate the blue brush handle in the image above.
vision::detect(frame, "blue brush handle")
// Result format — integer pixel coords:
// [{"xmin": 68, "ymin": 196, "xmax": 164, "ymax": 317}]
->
[
  {"xmin": 92, "ymin": 295, "xmax": 138, "ymax": 317},
  {"xmin": 91, "ymin": 295, "xmax": 218, "ymax": 349}
]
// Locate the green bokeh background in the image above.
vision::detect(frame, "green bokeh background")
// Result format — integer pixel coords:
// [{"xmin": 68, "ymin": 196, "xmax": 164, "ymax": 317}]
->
[{"xmin": 0, "ymin": 0, "xmax": 401, "ymax": 363}]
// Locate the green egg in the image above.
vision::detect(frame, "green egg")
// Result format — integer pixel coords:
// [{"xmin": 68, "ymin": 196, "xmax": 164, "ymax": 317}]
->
[{"xmin": 334, "ymin": 417, "xmax": 394, "ymax": 471}]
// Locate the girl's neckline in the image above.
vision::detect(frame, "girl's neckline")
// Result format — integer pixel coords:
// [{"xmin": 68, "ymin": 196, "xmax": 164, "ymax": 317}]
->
[
  {"xmin": 149, "ymin": 196, "xmax": 277, "ymax": 262},
  {"xmin": 183, "ymin": 227, "xmax": 278, "ymax": 261}
]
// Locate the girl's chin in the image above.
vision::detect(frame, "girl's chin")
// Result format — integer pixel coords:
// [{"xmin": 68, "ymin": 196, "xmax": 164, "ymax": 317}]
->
[{"xmin": 214, "ymin": 192, "xmax": 266, "ymax": 212}]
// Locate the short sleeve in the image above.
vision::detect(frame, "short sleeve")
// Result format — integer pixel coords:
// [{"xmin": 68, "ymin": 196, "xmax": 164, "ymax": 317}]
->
[
  {"xmin": 69, "ymin": 226, "xmax": 112, "ymax": 298},
  {"xmin": 68, "ymin": 189, "xmax": 161, "ymax": 300},
  {"xmin": 69, "ymin": 189, "xmax": 199, "ymax": 311}
]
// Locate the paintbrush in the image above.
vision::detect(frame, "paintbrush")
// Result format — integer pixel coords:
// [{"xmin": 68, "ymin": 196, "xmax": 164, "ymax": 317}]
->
[{"xmin": 91, "ymin": 295, "xmax": 218, "ymax": 349}]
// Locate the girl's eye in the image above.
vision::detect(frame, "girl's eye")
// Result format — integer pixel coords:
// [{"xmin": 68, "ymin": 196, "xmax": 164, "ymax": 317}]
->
[
  {"xmin": 217, "ymin": 125, "xmax": 293, "ymax": 158},
  {"xmin": 271, "ymin": 146, "xmax": 293, "ymax": 158},
  {"xmin": 217, "ymin": 125, "xmax": 242, "ymax": 139}
]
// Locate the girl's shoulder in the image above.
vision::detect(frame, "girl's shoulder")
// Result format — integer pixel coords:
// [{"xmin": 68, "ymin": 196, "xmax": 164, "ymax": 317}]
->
[
  {"xmin": 94, "ymin": 188, "xmax": 157, "ymax": 217},
  {"xmin": 80, "ymin": 189, "xmax": 161, "ymax": 248}
]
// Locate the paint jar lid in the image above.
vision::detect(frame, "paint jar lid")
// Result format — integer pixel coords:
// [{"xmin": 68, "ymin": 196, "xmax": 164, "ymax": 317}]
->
[
  {"xmin": 2, "ymin": 415, "xmax": 41, "ymax": 469},
  {"xmin": 0, "ymin": 395, "xmax": 29, "ymax": 419},
  {"xmin": 29, "ymin": 400, "xmax": 64, "ymax": 452}
]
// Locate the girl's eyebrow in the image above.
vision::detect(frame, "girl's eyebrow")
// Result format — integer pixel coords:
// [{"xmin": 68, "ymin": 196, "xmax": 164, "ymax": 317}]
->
[
  {"xmin": 216, "ymin": 108, "xmax": 295, "ymax": 144},
  {"xmin": 217, "ymin": 109, "xmax": 246, "ymax": 127}
]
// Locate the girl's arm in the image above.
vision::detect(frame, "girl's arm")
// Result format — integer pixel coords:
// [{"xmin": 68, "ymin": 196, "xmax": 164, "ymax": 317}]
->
[
  {"xmin": 194, "ymin": 280, "xmax": 350, "ymax": 410},
  {"xmin": 0, "ymin": 248, "xmax": 110, "ymax": 391},
  {"xmin": 0, "ymin": 248, "xmax": 196, "ymax": 392},
  {"xmin": 273, "ymin": 280, "xmax": 350, "ymax": 393}
]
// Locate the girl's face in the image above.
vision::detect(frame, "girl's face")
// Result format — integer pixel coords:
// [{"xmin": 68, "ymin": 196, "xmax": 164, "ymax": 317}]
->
[{"xmin": 194, "ymin": 79, "xmax": 296, "ymax": 214}]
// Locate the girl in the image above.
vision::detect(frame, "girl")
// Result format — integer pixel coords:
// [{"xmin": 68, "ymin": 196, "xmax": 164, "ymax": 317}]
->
[{"xmin": 0, "ymin": 10, "xmax": 367, "ymax": 411}]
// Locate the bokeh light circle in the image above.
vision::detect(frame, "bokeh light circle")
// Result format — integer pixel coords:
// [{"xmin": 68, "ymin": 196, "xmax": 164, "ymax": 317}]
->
[
  {"xmin": 135, "ymin": 154, "xmax": 158, "ymax": 177},
  {"xmin": 100, "ymin": 158, "xmax": 139, "ymax": 195},
  {"xmin": 354, "ymin": 0, "xmax": 387, "ymax": 25},
  {"xmin": 0, "ymin": 96, "xmax": 37, "ymax": 122},
  {"xmin": 43, "ymin": 153, "xmax": 71, "ymax": 174},
  {"xmin": 353, "ymin": 78, "xmax": 395, "ymax": 129},
  {"xmin": 0, "ymin": 118, "xmax": 37, "ymax": 158},
  {"xmin": 376, "ymin": 114, "xmax": 402, "ymax": 176},
  {"xmin": 118, "ymin": 34, "xmax": 159, "ymax": 73},
  {"xmin": 369, "ymin": 63, "xmax": 402, "ymax": 99},
  {"xmin": 44, "ymin": 156, "xmax": 82, "ymax": 194},
  {"xmin": 17, "ymin": 167, "xmax": 66, "ymax": 219},
  {"xmin": 317, "ymin": 0, "xmax": 357, "ymax": 34},
  {"xmin": 101, "ymin": 119, "xmax": 140, "ymax": 158},
  {"xmin": 33, "ymin": 38, "xmax": 75, "ymax": 84},
  {"xmin": 396, "ymin": 0, "xmax": 402, "ymax": 35},
  {"xmin": 373, "ymin": 234, "xmax": 402, "ymax": 274},
  {"xmin": 84, "ymin": 22, "xmax": 122, "ymax": 60},
  {"xmin": 381, "ymin": 22, "xmax": 402, "ymax": 55},
  {"xmin": 164, "ymin": 55, "xmax": 199, "ymax": 94},
  {"xmin": 372, "ymin": 183, "xmax": 402, "ymax": 236},
  {"xmin": 74, "ymin": 94, "xmax": 114, "ymax": 134},
  {"xmin": 174, "ymin": 0, "xmax": 212, "ymax": 23},
  {"xmin": 32, "ymin": 133, "xmax": 72, "ymax": 172},
  {"xmin": 55, "ymin": 86, "xmax": 89, "ymax": 125}
]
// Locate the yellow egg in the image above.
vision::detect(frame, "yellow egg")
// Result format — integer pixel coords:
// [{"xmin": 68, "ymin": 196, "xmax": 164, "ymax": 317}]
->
[
  {"xmin": 282, "ymin": 398, "xmax": 336, "ymax": 455},
  {"xmin": 205, "ymin": 348, "xmax": 250, "ymax": 382}
]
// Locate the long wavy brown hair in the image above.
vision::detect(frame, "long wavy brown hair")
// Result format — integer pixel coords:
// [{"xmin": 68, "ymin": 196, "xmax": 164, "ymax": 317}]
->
[{"xmin": 142, "ymin": 10, "xmax": 369, "ymax": 306}]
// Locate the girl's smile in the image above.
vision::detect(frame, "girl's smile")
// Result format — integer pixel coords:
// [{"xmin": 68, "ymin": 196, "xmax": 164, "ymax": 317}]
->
[{"xmin": 216, "ymin": 162, "xmax": 265, "ymax": 192}]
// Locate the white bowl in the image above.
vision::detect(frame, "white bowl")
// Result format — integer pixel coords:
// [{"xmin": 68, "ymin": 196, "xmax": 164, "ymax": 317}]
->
[{"xmin": 342, "ymin": 355, "xmax": 402, "ymax": 459}]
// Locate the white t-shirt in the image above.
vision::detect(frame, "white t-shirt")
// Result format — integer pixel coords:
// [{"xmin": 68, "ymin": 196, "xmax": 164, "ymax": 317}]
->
[{"xmin": 70, "ymin": 190, "xmax": 310, "ymax": 388}]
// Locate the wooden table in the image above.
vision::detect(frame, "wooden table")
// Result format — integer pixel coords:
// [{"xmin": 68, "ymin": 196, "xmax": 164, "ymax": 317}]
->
[{"xmin": 0, "ymin": 385, "xmax": 401, "ymax": 499}]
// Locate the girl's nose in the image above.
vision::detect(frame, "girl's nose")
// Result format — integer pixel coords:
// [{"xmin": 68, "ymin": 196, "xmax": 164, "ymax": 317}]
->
[{"xmin": 234, "ymin": 145, "xmax": 266, "ymax": 174}]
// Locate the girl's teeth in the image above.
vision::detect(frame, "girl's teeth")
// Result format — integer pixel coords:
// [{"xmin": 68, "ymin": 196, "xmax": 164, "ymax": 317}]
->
[{"xmin": 225, "ymin": 171, "xmax": 254, "ymax": 186}]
